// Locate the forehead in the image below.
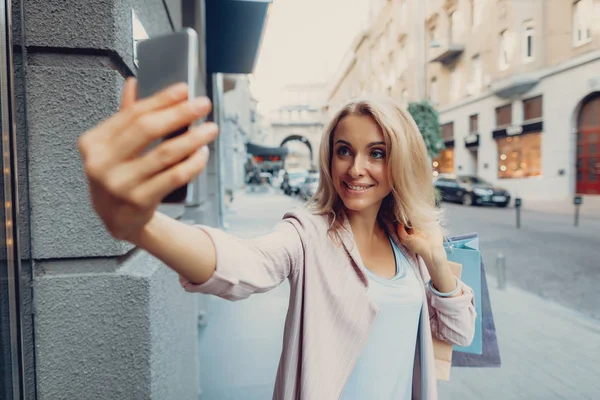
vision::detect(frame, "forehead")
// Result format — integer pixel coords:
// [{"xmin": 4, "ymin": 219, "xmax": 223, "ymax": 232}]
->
[{"xmin": 333, "ymin": 114, "xmax": 384, "ymax": 144}]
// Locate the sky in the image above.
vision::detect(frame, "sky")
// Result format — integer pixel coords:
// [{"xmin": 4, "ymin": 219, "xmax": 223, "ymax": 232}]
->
[{"xmin": 251, "ymin": 0, "xmax": 370, "ymax": 113}]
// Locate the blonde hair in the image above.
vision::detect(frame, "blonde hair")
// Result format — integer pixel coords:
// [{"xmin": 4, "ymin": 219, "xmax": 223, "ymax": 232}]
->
[{"xmin": 310, "ymin": 95, "xmax": 442, "ymax": 236}]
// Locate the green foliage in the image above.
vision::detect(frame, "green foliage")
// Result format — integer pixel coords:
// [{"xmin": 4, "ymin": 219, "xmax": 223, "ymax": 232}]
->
[{"xmin": 407, "ymin": 100, "xmax": 445, "ymax": 159}]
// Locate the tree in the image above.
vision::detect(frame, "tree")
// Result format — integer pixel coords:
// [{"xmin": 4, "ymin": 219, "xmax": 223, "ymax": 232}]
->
[{"xmin": 407, "ymin": 100, "xmax": 445, "ymax": 159}]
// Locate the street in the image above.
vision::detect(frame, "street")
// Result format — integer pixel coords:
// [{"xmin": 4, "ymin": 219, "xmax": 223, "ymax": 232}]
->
[
  {"xmin": 198, "ymin": 189, "xmax": 600, "ymax": 400},
  {"xmin": 442, "ymin": 200, "xmax": 600, "ymax": 321}
]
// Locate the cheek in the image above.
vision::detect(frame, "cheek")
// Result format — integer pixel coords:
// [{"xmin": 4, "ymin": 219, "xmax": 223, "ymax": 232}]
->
[
  {"xmin": 373, "ymin": 163, "xmax": 390, "ymax": 187},
  {"xmin": 331, "ymin": 158, "xmax": 345, "ymax": 179}
]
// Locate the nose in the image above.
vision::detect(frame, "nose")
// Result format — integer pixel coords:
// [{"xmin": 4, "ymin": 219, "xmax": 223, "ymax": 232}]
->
[{"xmin": 348, "ymin": 155, "xmax": 366, "ymax": 178}]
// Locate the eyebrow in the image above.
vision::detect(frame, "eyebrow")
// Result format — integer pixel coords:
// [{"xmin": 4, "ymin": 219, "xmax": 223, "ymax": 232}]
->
[{"xmin": 335, "ymin": 139, "xmax": 386, "ymax": 147}]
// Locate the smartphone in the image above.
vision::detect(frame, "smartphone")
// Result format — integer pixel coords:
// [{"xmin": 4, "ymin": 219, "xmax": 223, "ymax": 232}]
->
[{"xmin": 136, "ymin": 28, "xmax": 199, "ymax": 203}]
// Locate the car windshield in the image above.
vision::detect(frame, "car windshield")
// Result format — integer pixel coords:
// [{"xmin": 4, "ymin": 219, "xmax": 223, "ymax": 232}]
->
[{"xmin": 458, "ymin": 176, "xmax": 491, "ymax": 185}]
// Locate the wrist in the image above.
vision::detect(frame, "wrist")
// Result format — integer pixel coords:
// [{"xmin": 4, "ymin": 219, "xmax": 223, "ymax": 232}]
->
[{"xmin": 422, "ymin": 247, "xmax": 448, "ymax": 270}]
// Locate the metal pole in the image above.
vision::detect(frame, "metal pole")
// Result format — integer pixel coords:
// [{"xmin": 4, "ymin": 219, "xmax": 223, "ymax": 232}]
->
[
  {"xmin": 496, "ymin": 253, "xmax": 506, "ymax": 290},
  {"xmin": 515, "ymin": 197, "xmax": 522, "ymax": 229},
  {"xmin": 575, "ymin": 204, "xmax": 580, "ymax": 227},
  {"xmin": 211, "ymin": 72, "xmax": 226, "ymax": 228}
]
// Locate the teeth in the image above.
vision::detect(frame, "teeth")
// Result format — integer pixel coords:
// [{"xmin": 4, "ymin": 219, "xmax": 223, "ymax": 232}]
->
[{"xmin": 346, "ymin": 183, "xmax": 371, "ymax": 191}]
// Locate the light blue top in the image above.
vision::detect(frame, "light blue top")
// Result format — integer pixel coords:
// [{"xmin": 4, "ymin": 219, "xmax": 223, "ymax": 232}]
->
[{"xmin": 341, "ymin": 238, "xmax": 424, "ymax": 400}]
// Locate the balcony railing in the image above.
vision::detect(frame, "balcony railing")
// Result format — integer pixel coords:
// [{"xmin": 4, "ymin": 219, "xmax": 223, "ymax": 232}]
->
[{"xmin": 429, "ymin": 41, "xmax": 464, "ymax": 65}]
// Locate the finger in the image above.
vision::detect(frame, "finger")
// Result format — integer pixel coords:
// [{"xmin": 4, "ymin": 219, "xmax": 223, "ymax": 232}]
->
[
  {"xmin": 397, "ymin": 223, "xmax": 408, "ymax": 240},
  {"xmin": 130, "ymin": 146, "xmax": 210, "ymax": 207},
  {"xmin": 116, "ymin": 96, "xmax": 213, "ymax": 158},
  {"xmin": 83, "ymin": 82, "xmax": 190, "ymax": 146},
  {"xmin": 130, "ymin": 122, "xmax": 218, "ymax": 180},
  {"xmin": 119, "ymin": 78, "xmax": 138, "ymax": 111}
]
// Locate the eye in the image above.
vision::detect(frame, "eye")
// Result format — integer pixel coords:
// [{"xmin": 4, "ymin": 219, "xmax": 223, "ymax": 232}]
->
[
  {"xmin": 336, "ymin": 146, "xmax": 351, "ymax": 157},
  {"xmin": 371, "ymin": 149, "xmax": 386, "ymax": 159}
]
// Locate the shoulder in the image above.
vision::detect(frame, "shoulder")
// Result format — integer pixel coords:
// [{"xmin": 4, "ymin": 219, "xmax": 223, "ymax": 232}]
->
[{"xmin": 282, "ymin": 206, "xmax": 331, "ymax": 238}]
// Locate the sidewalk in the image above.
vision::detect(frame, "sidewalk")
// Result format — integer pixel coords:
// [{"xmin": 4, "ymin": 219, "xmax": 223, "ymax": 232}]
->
[
  {"xmin": 198, "ymin": 191, "xmax": 600, "ymax": 399},
  {"xmin": 439, "ymin": 274, "xmax": 600, "ymax": 399},
  {"xmin": 521, "ymin": 195, "xmax": 600, "ymax": 218}
]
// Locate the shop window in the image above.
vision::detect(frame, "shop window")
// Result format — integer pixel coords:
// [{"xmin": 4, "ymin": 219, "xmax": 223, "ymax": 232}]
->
[
  {"xmin": 441, "ymin": 122, "xmax": 454, "ymax": 142},
  {"xmin": 497, "ymin": 133, "xmax": 542, "ymax": 179},
  {"xmin": 433, "ymin": 148, "xmax": 455, "ymax": 176},
  {"xmin": 523, "ymin": 95, "xmax": 542, "ymax": 122},
  {"xmin": 469, "ymin": 114, "xmax": 478, "ymax": 133},
  {"xmin": 495, "ymin": 104, "xmax": 512, "ymax": 127}
]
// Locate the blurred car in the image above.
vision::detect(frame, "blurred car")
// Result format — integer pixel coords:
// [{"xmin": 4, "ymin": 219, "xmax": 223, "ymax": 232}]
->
[
  {"xmin": 259, "ymin": 172, "xmax": 273, "ymax": 186},
  {"xmin": 282, "ymin": 169, "xmax": 309, "ymax": 196},
  {"xmin": 298, "ymin": 173, "xmax": 319, "ymax": 200},
  {"xmin": 434, "ymin": 174, "xmax": 511, "ymax": 207}
]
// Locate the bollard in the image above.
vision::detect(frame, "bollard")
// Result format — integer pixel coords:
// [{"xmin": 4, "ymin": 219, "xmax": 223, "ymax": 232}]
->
[
  {"xmin": 574, "ymin": 195, "xmax": 583, "ymax": 227},
  {"xmin": 515, "ymin": 197, "xmax": 522, "ymax": 229},
  {"xmin": 496, "ymin": 253, "xmax": 506, "ymax": 290}
]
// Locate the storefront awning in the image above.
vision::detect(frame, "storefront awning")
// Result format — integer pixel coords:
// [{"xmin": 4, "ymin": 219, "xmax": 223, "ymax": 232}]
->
[
  {"xmin": 246, "ymin": 142, "xmax": 289, "ymax": 158},
  {"xmin": 205, "ymin": 0, "xmax": 272, "ymax": 74}
]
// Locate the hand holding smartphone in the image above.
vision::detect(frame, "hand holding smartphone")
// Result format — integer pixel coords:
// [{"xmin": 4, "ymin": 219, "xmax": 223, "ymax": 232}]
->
[{"xmin": 136, "ymin": 28, "xmax": 200, "ymax": 203}]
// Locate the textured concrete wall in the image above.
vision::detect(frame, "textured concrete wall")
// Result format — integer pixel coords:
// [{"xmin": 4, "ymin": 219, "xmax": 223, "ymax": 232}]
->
[
  {"xmin": 34, "ymin": 252, "xmax": 198, "ymax": 400},
  {"xmin": 18, "ymin": 0, "xmax": 203, "ymax": 399}
]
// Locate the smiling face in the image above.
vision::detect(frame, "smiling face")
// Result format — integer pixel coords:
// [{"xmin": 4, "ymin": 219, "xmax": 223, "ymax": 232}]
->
[{"xmin": 331, "ymin": 114, "xmax": 392, "ymax": 216}]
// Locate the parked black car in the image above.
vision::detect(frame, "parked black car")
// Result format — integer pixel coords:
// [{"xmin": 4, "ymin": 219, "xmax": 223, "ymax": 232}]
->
[{"xmin": 434, "ymin": 174, "xmax": 511, "ymax": 207}]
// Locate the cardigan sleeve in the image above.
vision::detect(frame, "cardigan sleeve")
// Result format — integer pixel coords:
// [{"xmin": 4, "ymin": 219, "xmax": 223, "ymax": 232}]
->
[
  {"xmin": 418, "ymin": 257, "xmax": 477, "ymax": 347},
  {"xmin": 179, "ymin": 219, "xmax": 304, "ymax": 301}
]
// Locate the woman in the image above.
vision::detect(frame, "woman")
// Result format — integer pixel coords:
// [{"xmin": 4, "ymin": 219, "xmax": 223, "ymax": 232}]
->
[{"xmin": 79, "ymin": 79, "xmax": 476, "ymax": 400}]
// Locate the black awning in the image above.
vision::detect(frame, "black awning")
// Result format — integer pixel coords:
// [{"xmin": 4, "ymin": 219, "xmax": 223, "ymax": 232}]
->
[
  {"xmin": 493, "ymin": 121, "xmax": 543, "ymax": 140},
  {"xmin": 246, "ymin": 142, "xmax": 288, "ymax": 157},
  {"xmin": 205, "ymin": 0, "xmax": 272, "ymax": 74}
]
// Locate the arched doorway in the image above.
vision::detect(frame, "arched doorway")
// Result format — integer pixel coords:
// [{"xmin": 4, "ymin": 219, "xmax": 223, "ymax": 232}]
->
[
  {"xmin": 280, "ymin": 135, "xmax": 314, "ymax": 170},
  {"xmin": 576, "ymin": 92, "xmax": 600, "ymax": 194}
]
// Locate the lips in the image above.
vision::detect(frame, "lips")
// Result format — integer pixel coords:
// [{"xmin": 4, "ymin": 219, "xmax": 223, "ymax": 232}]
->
[{"xmin": 343, "ymin": 182, "xmax": 374, "ymax": 192}]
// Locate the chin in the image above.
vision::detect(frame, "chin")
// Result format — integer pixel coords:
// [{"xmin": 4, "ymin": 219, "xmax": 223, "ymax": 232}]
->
[{"xmin": 338, "ymin": 195, "xmax": 383, "ymax": 214}]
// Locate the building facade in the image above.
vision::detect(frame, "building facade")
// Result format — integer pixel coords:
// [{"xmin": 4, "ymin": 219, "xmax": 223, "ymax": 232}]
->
[
  {"xmin": 268, "ymin": 83, "xmax": 327, "ymax": 170},
  {"xmin": 0, "ymin": 1, "xmax": 270, "ymax": 399},
  {"xmin": 220, "ymin": 74, "xmax": 265, "ymax": 193},
  {"xmin": 326, "ymin": 0, "xmax": 600, "ymax": 200}
]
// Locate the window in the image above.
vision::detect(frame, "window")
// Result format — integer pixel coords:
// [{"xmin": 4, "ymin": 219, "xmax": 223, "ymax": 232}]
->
[
  {"xmin": 471, "ymin": 54, "xmax": 482, "ymax": 93},
  {"xmin": 430, "ymin": 77, "xmax": 438, "ymax": 105},
  {"xmin": 523, "ymin": 96, "xmax": 543, "ymax": 122},
  {"xmin": 429, "ymin": 25, "xmax": 437, "ymax": 45},
  {"xmin": 497, "ymin": 133, "xmax": 542, "ymax": 179},
  {"xmin": 471, "ymin": 0, "xmax": 483, "ymax": 28},
  {"xmin": 499, "ymin": 30, "xmax": 510, "ymax": 70},
  {"xmin": 450, "ymin": 67, "xmax": 460, "ymax": 101},
  {"xmin": 496, "ymin": 104, "xmax": 512, "ymax": 127},
  {"xmin": 573, "ymin": 0, "xmax": 593, "ymax": 46},
  {"xmin": 469, "ymin": 114, "xmax": 479, "ymax": 133},
  {"xmin": 401, "ymin": 0, "xmax": 408, "ymax": 25},
  {"xmin": 523, "ymin": 23, "xmax": 534, "ymax": 62},
  {"xmin": 441, "ymin": 122, "xmax": 454, "ymax": 142},
  {"xmin": 450, "ymin": 10, "xmax": 463, "ymax": 42},
  {"xmin": 397, "ymin": 43, "xmax": 407, "ymax": 71}
]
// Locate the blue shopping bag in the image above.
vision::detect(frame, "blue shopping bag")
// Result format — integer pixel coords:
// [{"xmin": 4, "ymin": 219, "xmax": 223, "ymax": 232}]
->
[{"xmin": 444, "ymin": 234, "xmax": 482, "ymax": 355}]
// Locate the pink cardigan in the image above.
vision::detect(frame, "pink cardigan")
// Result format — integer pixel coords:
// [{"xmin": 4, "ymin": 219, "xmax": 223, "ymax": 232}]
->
[{"xmin": 181, "ymin": 207, "xmax": 476, "ymax": 399}]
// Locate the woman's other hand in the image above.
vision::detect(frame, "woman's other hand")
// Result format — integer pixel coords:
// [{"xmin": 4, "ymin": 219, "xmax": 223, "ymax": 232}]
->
[{"xmin": 78, "ymin": 78, "xmax": 218, "ymax": 243}]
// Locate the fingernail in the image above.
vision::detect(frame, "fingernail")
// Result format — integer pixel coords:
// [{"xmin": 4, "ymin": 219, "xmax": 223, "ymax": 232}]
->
[
  {"xmin": 200, "ymin": 145, "xmax": 210, "ymax": 157},
  {"xmin": 192, "ymin": 97, "xmax": 211, "ymax": 112},
  {"xmin": 171, "ymin": 82, "xmax": 188, "ymax": 96}
]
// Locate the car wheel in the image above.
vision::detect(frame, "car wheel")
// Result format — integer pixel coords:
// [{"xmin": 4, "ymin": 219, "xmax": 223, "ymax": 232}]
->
[
  {"xmin": 498, "ymin": 202, "xmax": 509, "ymax": 208},
  {"xmin": 462, "ymin": 193, "xmax": 473, "ymax": 206}
]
